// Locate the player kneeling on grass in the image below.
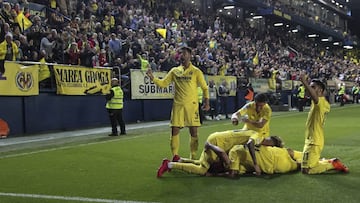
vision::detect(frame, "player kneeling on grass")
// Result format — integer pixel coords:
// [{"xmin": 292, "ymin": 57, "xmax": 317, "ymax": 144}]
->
[
  {"xmin": 299, "ymin": 75, "xmax": 349, "ymax": 174},
  {"xmin": 157, "ymin": 129, "xmax": 280, "ymax": 178}
]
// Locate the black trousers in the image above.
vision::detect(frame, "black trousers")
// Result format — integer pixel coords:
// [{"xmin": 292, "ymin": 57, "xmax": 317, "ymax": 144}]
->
[
  {"xmin": 298, "ymin": 97, "xmax": 305, "ymax": 112},
  {"xmin": 0, "ymin": 60, "xmax": 5, "ymax": 75},
  {"xmin": 353, "ymin": 94, "xmax": 359, "ymax": 103},
  {"xmin": 198, "ymin": 103, "xmax": 204, "ymax": 124},
  {"xmin": 107, "ymin": 109, "xmax": 126, "ymax": 134}
]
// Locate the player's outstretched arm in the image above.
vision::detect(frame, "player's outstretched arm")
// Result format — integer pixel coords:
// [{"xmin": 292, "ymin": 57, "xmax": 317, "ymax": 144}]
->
[
  {"xmin": 246, "ymin": 139, "xmax": 261, "ymax": 176},
  {"xmin": 205, "ymin": 142, "xmax": 230, "ymax": 166}
]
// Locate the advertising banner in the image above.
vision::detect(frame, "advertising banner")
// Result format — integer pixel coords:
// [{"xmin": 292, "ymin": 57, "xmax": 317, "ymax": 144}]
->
[
  {"xmin": 207, "ymin": 75, "xmax": 237, "ymax": 96},
  {"xmin": 249, "ymin": 78, "xmax": 276, "ymax": 93},
  {"xmin": 53, "ymin": 65, "xmax": 112, "ymax": 95},
  {"xmin": 130, "ymin": 69, "xmax": 174, "ymax": 99},
  {"xmin": 0, "ymin": 62, "xmax": 39, "ymax": 96},
  {"xmin": 281, "ymin": 80, "xmax": 293, "ymax": 90}
]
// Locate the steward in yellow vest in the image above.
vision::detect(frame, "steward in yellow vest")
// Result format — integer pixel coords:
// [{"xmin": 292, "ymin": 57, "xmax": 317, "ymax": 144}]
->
[
  {"xmin": 297, "ymin": 84, "xmax": 305, "ymax": 112},
  {"xmin": 352, "ymin": 84, "xmax": 359, "ymax": 104},
  {"xmin": 106, "ymin": 78, "xmax": 126, "ymax": 136},
  {"xmin": 338, "ymin": 83, "xmax": 346, "ymax": 106}
]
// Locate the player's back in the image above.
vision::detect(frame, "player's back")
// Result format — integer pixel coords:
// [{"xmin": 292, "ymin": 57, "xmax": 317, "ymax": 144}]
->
[
  {"xmin": 207, "ymin": 130, "xmax": 260, "ymax": 152},
  {"xmin": 257, "ymin": 146, "xmax": 298, "ymax": 174}
]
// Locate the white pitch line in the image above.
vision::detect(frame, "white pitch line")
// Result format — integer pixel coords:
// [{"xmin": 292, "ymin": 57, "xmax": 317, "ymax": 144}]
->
[
  {"xmin": 1, "ymin": 105, "xmax": 356, "ymax": 159},
  {"xmin": 0, "ymin": 111, "xmax": 308, "ymax": 159},
  {"xmin": 0, "ymin": 192, "xmax": 157, "ymax": 203},
  {"xmin": 0, "ymin": 134, "xmax": 152, "ymax": 159},
  {"xmin": 0, "ymin": 121, "xmax": 169, "ymax": 146}
]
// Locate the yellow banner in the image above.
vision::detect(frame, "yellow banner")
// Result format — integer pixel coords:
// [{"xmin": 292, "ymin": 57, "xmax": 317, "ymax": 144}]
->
[
  {"xmin": 207, "ymin": 75, "xmax": 237, "ymax": 96},
  {"xmin": 249, "ymin": 78, "xmax": 276, "ymax": 93},
  {"xmin": 130, "ymin": 69, "xmax": 174, "ymax": 99},
  {"xmin": 0, "ymin": 61, "xmax": 39, "ymax": 96},
  {"xmin": 281, "ymin": 80, "xmax": 293, "ymax": 90},
  {"xmin": 53, "ymin": 65, "xmax": 112, "ymax": 95}
]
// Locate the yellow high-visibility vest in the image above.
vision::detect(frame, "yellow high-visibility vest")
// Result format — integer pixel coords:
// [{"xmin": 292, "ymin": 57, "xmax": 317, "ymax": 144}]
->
[{"xmin": 106, "ymin": 86, "xmax": 124, "ymax": 109}]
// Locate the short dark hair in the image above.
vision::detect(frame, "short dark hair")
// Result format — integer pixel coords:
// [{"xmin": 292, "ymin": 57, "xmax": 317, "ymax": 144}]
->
[
  {"xmin": 270, "ymin": 136, "xmax": 284, "ymax": 148},
  {"xmin": 311, "ymin": 79, "xmax": 326, "ymax": 91},
  {"xmin": 180, "ymin": 46, "xmax": 192, "ymax": 54},
  {"xmin": 254, "ymin": 93, "xmax": 268, "ymax": 103}
]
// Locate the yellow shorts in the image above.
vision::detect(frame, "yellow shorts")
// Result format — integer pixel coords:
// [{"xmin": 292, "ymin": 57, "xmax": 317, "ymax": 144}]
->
[
  {"xmin": 228, "ymin": 145, "xmax": 254, "ymax": 173},
  {"xmin": 170, "ymin": 102, "xmax": 200, "ymax": 127},
  {"xmin": 301, "ymin": 144, "xmax": 323, "ymax": 169},
  {"xmin": 198, "ymin": 150, "xmax": 218, "ymax": 170}
]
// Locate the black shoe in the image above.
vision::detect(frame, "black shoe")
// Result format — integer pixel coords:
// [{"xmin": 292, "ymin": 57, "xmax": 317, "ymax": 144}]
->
[
  {"xmin": 108, "ymin": 133, "xmax": 118, "ymax": 136},
  {"xmin": 120, "ymin": 132, "xmax": 126, "ymax": 135}
]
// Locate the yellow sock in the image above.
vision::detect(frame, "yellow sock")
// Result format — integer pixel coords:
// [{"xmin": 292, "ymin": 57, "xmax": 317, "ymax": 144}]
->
[
  {"xmin": 170, "ymin": 134, "xmax": 180, "ymax": 156},
  {"xmin": 172, "ymin": 162, "xmax": 208, "ymax": 175},
  {"xmin": 190, "ymin": 136, "xmax": 198, "ymax": 159},
  {"xmin": 293, "ymin": 150, "xmax": 303, "ymax": 163}
]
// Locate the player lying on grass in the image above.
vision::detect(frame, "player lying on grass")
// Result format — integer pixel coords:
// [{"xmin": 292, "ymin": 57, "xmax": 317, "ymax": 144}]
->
[
  {"xmin": 206, "ymin": 140, "xmax": 348, "ymax": 178},
  {"xmin": 157, "ymin": 129, "xmax": 281, "ymax": 177},
  {"xmin": 204, "ymin": 142, "xmax": 303, "ymax": 178}
]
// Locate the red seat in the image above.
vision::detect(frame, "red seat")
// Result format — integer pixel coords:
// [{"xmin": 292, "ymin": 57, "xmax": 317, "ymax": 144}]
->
[{"xmin": 0, "ymin": 118, "xmax": 9, "ymax": 138}]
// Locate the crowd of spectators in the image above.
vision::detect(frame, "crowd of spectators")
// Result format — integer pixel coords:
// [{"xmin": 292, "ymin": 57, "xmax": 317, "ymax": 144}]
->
[{"xmin": 1, "ymin": 0, "xmax": 359, "ymax": 92}]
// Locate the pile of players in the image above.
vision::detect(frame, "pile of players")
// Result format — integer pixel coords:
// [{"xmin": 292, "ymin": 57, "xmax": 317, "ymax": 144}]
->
[{"xmin": 155, "ymin": 73, "xmax": 349, "ymax": 178}]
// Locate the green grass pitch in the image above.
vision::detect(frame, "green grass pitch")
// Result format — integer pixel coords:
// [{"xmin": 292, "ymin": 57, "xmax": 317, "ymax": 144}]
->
[{"xmin": 0, "ymin": 104, "xmax": 359, "ymax": 203}]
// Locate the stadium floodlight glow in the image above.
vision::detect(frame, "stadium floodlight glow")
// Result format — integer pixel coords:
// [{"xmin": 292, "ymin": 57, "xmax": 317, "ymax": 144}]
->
[
  {"xmin": 308, "ymin": 34, "xmax": 317, "ymax": 38},
  {"xmin": 343, "ymin": 45, "xmax": 353, "ymax": 49},
  {"xmin": 333, "ymin": 42, "xmax": 340, "ymax": 45},
  {"xmin": 321, "ymin": 38, "xmax": 329, "ymax": 42},
  {"xmin": 274, "ymin": 23, "xmax": 283, "ymax": 27},
  {"xmin": 224, "ymin": 5, "xmax": 235, "ymax": 10},
  {"xmin": 252, "ymin": 16, "xmax": 263, "ymax": 19},
  {"xmin": 291, "ymin": 29, "xmax": 299, "ymax": 33}
]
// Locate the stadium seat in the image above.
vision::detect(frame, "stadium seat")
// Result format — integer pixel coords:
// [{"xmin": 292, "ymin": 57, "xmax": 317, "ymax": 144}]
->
[{"xmin": 0, "ymin": 118, "xmax": 10, "ymax": 138}]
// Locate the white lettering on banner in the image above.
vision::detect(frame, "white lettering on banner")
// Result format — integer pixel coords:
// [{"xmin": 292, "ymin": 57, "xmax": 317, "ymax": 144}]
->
[
  {"xmin": 130, "ymin": 69, "xmax": 174, "ymax": 99},
  {"xmin": 138, "ymin": 84, "xmax": 174, "ymax": 94}
]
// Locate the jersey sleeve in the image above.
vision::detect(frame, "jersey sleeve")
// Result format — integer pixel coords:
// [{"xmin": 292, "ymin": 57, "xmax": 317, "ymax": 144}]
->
[
  {"xmin": 197, "ymin": 70, "xmax": 209, "ymax": 99},
  {"xmin": 262, "ymin": 104, "xmax": 272, "ymax": 121},
  {"xmin": 237, "ymin": 103, "xmax": 250, "ymax": 116},
  {"xmin": 153, "ymin": 70, "xmax": 174, "ymax": 88}
]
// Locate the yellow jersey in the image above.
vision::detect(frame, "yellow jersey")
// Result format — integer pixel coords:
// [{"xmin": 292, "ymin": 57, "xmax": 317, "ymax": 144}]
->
[
  {"xmin": 305, "ymin": 97, "xmax": 330, "ymax": 146},
  {"xmin": 257, "ymin": 146, "xmax": 299, "ymax": 174},
  {"xmin": 207, "ymin": 130, "xmax": 261, "ymax": 153},
  {"xmin": 237, "ymin": 102, "xmax": 272, "ymax": 138},
  {"xmin": 153, "ymin": 63, "xmax": 209, "ymax": 105},
  {"xmin": 229, "ymin": 145, "xmax": 299, "ymax": 174}
]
